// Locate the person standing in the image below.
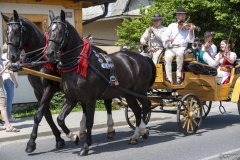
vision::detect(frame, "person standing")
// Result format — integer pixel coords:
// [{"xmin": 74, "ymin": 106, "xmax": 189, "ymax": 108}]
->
[
  {"xmin": 140, "ymin": 13, "xmax": 166, "ymax": 64},
  {"xmin": 1, "ymin": 43, "xmax": 19, "ymax": 122},
  {"xmin": 161, "ymin": 8, "xmax": 195, "ymax": 84},
  {"xmin": 0, "ymin": 50, "xmax": 20, "ymax": 132}
]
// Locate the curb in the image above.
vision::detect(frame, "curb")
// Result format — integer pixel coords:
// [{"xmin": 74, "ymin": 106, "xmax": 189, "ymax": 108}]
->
[{"xmin": 0, "ymin": 117, "xmax": 171, "ymax": 143}]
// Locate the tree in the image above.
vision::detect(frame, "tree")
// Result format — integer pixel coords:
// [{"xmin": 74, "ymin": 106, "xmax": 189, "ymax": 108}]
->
[{"xmin": 116, "ymin": 0, "xmax": 240, "ymax": 54}]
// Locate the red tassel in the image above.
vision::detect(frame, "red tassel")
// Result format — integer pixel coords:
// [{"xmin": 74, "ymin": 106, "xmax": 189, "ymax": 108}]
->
[
  {"xmin": 77, "ymin": 38, "xmax": 91, "ymax": 77},
  {"xmin": 115, "ymin": 80, "xmax": 119, "ymax": 86}
]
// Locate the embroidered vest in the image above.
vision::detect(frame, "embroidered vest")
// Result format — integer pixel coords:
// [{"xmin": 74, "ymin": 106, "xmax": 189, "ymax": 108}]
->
[
  {"xmin": 220, "ymin": 51, "xmax": 232, "ymax": 66},
  {"xmin": 194, "ymin": 49, "xmax": 207, "ymax": 65}
]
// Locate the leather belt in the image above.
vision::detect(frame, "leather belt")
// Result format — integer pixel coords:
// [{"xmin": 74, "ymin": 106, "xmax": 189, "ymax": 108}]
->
[{"xmin": 167, "ymin": 44, "xmax": 186, "ymax": 49}]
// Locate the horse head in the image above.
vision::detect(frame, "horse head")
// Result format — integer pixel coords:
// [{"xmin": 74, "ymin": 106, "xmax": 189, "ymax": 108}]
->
[
  {"xmin": 1, "ymin": 10, "xmax": 28, "ymax": 63},
  {"xmin": 46, "ymin": 10, "xmax": 70, "ymax": 62}
]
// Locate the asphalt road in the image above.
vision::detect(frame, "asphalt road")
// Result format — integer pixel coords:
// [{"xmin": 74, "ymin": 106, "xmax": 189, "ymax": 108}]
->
[{"xmin": 1, "ymin": 102, "xmax": 240, "ymax": 160}]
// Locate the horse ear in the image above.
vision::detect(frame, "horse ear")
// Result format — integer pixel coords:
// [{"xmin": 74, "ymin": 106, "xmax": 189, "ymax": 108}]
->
[
  {"xmin": 49, "ymin": 10, "xmax": 55, "ymax": 21},
  {"xmin": 13, "ymin": 10, "xmax": 19, "ymax": 21},
  {"xmin": 60, "ymin": 10, "xmax": 65, "ymax": 22},
  {"xmin": 1, "ymin": 12, "xmax": 9, "ymax": 22}
]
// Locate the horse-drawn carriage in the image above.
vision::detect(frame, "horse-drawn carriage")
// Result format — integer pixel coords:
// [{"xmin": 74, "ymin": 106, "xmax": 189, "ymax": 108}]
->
[
  {"xmin": 3, "ymin": 9, "xmax": 240, "ymax": 156},
  {"xmin": 123, "ymin": 51, "xmax": 240, "ymax": 135}
]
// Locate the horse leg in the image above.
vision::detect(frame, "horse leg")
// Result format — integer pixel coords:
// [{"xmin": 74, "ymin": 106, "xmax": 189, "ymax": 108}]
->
[
  {"xmin": 136, "ymin": 97, "xmax": 151, "ymax": 139},
  {"xmin": 26, "ymin": 86, "xmax": 63, "ymax": 153},
  {"xmin": 125, "ymin": 95, "xmax": 142, "ymax": 145},
  {"xmin": 104, "ymin": 99, "xmax": 115, "ymax": 139},
  {"xmin": 78, "ymin": 99, "xmax": 96, "ymax": 156},
  {"xmin": 57, "ymin": 100, "xmax": 79, "ymax": 145},
  {"xmin": 43, "ymin": 107, "xmax": 65, "ymax": 148},
  {"xmin": 79, "ymin": 103, "xmax": 87, "ymax": 139}
]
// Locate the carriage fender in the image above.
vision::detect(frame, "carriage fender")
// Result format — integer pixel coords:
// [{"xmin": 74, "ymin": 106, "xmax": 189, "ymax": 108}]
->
[{"xmin": 231, "ymin": 77, "xmax": 240, "ymax": 102}]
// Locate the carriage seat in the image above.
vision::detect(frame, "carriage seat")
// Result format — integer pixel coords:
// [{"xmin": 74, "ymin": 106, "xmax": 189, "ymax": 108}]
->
[
  {"xmin": 187, "ymin": 61, "xmax": 218, "ymax": 76},
  {"xmin": 159, "ymin": 52, "xmax": 196, "ymax": 63},
  {"xmin": 159, "ymin": 51, "xmax": 196, "ymax": 72}
]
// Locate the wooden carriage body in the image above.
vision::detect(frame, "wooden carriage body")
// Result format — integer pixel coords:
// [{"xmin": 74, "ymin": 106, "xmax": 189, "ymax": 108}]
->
[{"xmin": 151, "ymin": 53, "xmax": 240, "ymax": 102}]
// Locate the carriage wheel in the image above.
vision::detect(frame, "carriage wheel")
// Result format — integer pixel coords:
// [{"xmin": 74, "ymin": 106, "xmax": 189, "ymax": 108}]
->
[
  {"xmin": 202, "ymin": 101, "xmax": 212, "ymax": 119},
  {"xmin": 125, "ymin": 105, "xmax": 151, "ymax": 130},
  {"xmin": 177, "ymin": 94, "xmax": 202, "ymax": 136}
]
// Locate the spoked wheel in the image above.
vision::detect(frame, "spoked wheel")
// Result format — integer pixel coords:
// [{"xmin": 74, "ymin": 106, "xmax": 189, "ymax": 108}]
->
[
  {"xmin": 202, "ymin": 101, "xmax": 212, "ymax": 119},
  {"xmin": 177, "ymin": 94, "xmax": 202, "ymax": 136},
  {"xmin": 125, "ymin": 105, "xmax": 151, "ymax": 130}
]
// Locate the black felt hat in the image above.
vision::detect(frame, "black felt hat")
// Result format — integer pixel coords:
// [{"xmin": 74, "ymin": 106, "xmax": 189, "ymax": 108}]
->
[
  {"xmin": 151, "ymin": 13, "xmax": 163, "ymax": 20},
  {"xmin": 173, "ymin": 7, "xmax": 188, "ymax": 16}
]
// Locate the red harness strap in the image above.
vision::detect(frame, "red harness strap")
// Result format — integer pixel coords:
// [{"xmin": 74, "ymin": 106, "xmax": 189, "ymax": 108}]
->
[
  {"xmin": 77, "ymin": 38, "xmax": 91, "ymax": 77},
  {"xmin": 23, "ymin": 45, "xmax": 27, "ymax": 51},
  {"xmin": 43, "ymin": 33, "xmax": 54, "ymax": 70},
  {"xmin": 21, "ymin": 45, "xmax": 28, "ymax": 64}
]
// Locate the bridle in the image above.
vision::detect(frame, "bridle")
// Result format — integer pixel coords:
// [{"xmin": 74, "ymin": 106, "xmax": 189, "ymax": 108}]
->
[
  {"xmin": 48, "ymin": 20, "xmax": 69, "ymax": 52},
  {"xmin": 6, "ymin": 20, "xmax": 25, "ymax": 51}
]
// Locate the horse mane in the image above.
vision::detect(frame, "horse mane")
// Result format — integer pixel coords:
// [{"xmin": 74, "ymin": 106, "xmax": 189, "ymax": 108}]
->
[
  {"xmin": 20, "ymin": 17, "xmax": 45, "ymax": 37},
  {"xmin": 63, "ymin": 19, "xmax": 108, "ymax": 54}
]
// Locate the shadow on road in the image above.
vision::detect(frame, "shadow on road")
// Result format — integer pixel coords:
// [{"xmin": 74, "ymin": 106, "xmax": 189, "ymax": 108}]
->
[{"xmin": 27, "ymin": 112, "xmax": 240, "ymax": 156}]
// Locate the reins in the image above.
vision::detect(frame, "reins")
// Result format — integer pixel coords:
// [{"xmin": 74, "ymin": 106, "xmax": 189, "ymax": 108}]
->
[{"xmin": 88, "ymin": 63, "xmax": 177, "ymax": 103}]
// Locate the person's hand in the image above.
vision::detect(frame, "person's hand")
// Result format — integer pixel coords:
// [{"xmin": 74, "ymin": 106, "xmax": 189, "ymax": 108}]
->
[
  {"xmin": 166, "ymin": 38, "xmax": 174, "ymax": 43},
  {"xmin": 141, "ymin": 42, "xmax": 148, "ymax": 46},
  {"xmin": 189, "ymin": 24, "xmax": 196, "ymax": 31},
  {"xmin": 14, "ymin": 82, "xmax": 18, "ymax": 88},
  {"xmin": 148, "ymin": 27, "xmax": 153, "ymax": 34},
  {"xmin": 204, "ymin": 45, "xmax": 209, "ymax": 52}
]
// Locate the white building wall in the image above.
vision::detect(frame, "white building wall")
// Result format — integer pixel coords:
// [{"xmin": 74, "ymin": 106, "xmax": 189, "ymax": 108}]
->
[
  {"xmin": 83, "ymin": 19, "xmax": 122, "ymax": 53},
  {"xmin": 0, "ymin": 2, "xmax": 75, "ymax": 103}
]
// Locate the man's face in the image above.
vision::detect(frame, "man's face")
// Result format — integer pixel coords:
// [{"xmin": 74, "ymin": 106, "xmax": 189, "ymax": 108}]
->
[
  {"xmin": 153, "ymin": 18, "xmax": 162, "ymax": 27},
  {"xmin": 176, "ymin": 13, "xmax": 186, "ymax": 22},
  {"xmin": 205, "ymin": 35, "xmax": 212, "ymax": 42}
]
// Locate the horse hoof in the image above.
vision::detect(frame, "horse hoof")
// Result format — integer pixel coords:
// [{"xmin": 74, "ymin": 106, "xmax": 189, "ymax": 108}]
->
[
  {"xmin": 78, "ymin": 147, "xmax": 89, "ymax": 156},
  {"xmin": 74, "ymin": 136, "xmax": 80, "ymax": 145},
  {"xmin": 128, "ymin": 138, "xmax": 138, "ymax": 145},
  {"xmin": 25, "ymin": 144, "xmax": 36, "ymax": 153},
  {"xmin": 80, "ymin": 131, "xmax": 87, "ymax": 139},
  {"xmin": 107, "ymin": 130, "xmax": 115, "ymax": 139},
  {"xmin": 142, "ymin": 130, "xmax": 149, "ymax": 139},
  {"xmin": 56, "ymin": 139, "xmax": 65, "ymax": 149}
]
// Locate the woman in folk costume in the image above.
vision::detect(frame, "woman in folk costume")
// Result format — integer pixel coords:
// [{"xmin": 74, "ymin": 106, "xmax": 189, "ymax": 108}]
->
[
  {"xmin": 140, "ymin": 13, "xmax": 166, "ymax": 64},
  {"xmin": 215, "ymin": 40, "xmax": 237, "ymax": 84}
]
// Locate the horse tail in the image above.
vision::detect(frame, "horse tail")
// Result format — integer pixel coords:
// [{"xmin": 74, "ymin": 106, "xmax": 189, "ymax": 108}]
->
[{"xmin": 145, "ymin": 57, "xmax": 156, "ymax": 87}]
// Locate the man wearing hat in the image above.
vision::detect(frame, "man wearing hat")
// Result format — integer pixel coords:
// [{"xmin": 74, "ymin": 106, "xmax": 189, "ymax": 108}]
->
[
  {"xmin": 140, "ymin": 13, "xmax": 166, "ymax": 64},
  {"xmin": 161, "ymin": 7, "xmax": 195, "ymax": 84},
  {"xmin": 202, "ymin": 31, "xmax": 217, "ymax": 58}
]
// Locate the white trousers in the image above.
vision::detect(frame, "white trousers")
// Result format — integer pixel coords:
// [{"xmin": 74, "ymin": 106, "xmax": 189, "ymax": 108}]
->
[
  {"xmin": 164, "ymin": 47, "xmax": 186, "ymax": 82},
  {"xmin": 140, "ymin": 49, "xmax": 163, "ymax": 64},
  {"xmin": 215, "ymin": 68, "xmax": 229, "ymax": 84}
]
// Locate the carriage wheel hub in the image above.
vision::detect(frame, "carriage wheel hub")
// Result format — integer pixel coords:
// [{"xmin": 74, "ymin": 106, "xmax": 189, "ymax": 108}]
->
[{"xmin": 188, "ymin": 112, "xmax": 193, "ymax": 119}]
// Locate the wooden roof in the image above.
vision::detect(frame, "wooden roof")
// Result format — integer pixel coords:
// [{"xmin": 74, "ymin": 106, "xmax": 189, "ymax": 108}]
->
[{"xmin": 0, "ymin": 0, "xmax": 117, "ymax": 9}]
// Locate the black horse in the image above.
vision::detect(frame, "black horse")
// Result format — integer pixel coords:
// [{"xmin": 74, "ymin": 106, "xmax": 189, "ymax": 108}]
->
[
  {"xmin": 1, "ymin": 10, "xmax": 116, "ymax": 153},
  {"xmin": 46, "ymin": 10, "xmax": 156, "ymax": 156}
]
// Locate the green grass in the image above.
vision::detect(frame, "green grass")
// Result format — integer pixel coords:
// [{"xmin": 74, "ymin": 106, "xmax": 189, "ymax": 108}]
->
[
  {"xmin": 10, "ymin": 100, "xmax": 120, "ymax": 119},
  {"xmin": 0, "ymin": 92, "xmax": 121, "ymax": 119}
]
